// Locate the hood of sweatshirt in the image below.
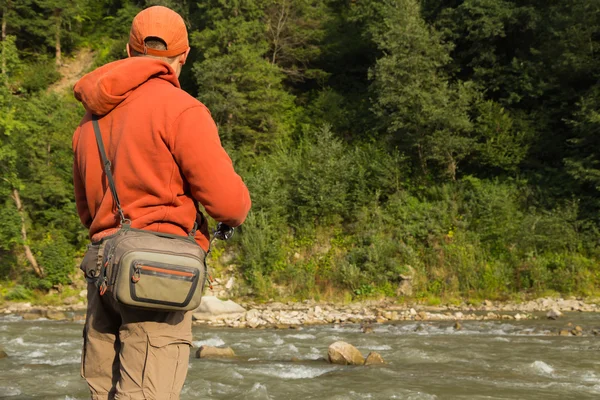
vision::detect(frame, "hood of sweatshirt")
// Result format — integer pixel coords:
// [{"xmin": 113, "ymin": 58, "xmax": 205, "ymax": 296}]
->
[{"xmin": 73, "ymin": 57, "xmax": 180, "ymax": 115}]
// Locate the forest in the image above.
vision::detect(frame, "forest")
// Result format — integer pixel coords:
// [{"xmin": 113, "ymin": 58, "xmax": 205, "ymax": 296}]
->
[{"xmin": 0, "ymin": 0, "xmax": 599, "ymax": 303}]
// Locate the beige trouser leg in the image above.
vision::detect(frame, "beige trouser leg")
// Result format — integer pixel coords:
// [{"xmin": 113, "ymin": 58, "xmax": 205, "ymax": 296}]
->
[{"xmin": 80, "ymin": 245, "xmax": 192, "ymax": 400}]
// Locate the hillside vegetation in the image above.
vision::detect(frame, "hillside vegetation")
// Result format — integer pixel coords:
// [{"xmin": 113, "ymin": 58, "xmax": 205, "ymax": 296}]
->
[{"xmin": 1, "ymin": 0, "xmax": 599, "ymax": 303}]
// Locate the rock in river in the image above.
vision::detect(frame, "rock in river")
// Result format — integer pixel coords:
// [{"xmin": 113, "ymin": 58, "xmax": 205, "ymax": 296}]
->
[
  {"xmin": 328, "ymin": 341, "xmax": 365, "ymax": 365},
  {"xmin": 21, "ymin": 312, "xmax": 43, "ymax": 320},
  {"xmin": 46, "ymin": 310, "xmax": 67, "ymax": 320},
  {"xmin": 364, "ymin": 352, "xmax": 385, "ymax": 366},
  {"xmin": 195, "ymin": 346, "xmax": 236, "ymax": 359},
  {"xmin": 547, "ymin": 309, "xmax": 562, "ymax": 320},
  {"xmin": 0, "ymin": 347, "xmax": 8, "ymax": 359}
]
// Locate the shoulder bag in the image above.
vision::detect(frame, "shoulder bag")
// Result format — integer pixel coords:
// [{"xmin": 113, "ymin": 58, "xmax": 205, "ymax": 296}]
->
[{"xmin": 88, "ymin": 115, "xmax": 207, "ymax": 312}]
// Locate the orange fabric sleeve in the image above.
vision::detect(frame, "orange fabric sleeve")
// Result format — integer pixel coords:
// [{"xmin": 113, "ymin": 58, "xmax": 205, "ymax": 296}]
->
[
  {"xmin": 170, "ymin": 106, "xmax": 251, "ymax": 227},
  {"xmin": 72, "ymin": 129, "xmax": 92, "ymax": 228}
]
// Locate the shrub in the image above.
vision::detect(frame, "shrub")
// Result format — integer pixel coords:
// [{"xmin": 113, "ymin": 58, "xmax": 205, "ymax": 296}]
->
[
  {"xmin": 20, "ymin": 60, "xmax": 60, "ymax": 92},
  {"xmin": 25, "ymin": 233, "xmax": 76, "ymax": 290},
  {"xmin": 5, "ymin": 285, "xmax": 33, "ymax": 301}
]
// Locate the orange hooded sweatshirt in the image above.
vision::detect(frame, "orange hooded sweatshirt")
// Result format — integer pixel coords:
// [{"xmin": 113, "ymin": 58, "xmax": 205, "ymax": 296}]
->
[{"xmin": 72, "ymin": 57, "xmax": 251, "ymax": 251}]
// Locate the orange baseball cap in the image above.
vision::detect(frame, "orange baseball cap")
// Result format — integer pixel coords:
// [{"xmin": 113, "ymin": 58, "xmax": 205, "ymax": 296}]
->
[{"xmin": 129, "ymin": 6, "xmax": 189, "ymax": 58}]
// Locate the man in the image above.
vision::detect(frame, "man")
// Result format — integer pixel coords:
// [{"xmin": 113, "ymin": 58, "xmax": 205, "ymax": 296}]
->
[{"xmin": 72, "ymin": 6, "xmax": 251, "ymax": 399}]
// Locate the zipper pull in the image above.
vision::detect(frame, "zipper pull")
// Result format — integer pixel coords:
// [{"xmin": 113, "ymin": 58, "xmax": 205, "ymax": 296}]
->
[
  {"xmin": 207, "ymin": 272, "xmax": 215, "ymax": 290},
  {"xmin": 131, "ymin": 263, "xmax": 141, "ymax": 283}
]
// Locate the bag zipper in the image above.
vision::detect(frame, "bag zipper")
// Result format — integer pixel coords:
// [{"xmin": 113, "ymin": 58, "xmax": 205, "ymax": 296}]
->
[{"xmin": 132, "ymin": 262, "xmax": 197, "ymax": 282}]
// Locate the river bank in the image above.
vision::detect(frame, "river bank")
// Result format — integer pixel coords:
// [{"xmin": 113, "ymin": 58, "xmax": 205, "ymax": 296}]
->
[{"xmin": 1, "ymin": 296, "xmax": 599, "ymax": 334}]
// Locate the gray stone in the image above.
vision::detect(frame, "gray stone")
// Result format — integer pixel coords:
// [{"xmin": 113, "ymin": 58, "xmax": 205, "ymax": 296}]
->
[
  {"xmin": 225, "ymin": 277, "xmax": 235, "ymax": 290},
  {"xmin": 195, "ymin": 346, "xmax": 235, "ymax": 359},
  {"xmin": 63, "ymin": 296, "xmax": 79, "ymax": 305},
  {"xmin": 46, "ymin": 310, "xmax": 67, "ymax": 320},
  {"xmin": 192, "ymin": 296, "xmax": 246, "ymax": 322},
  {"xmin": 247, "ymin": 317, "xmax": 261, "ymax": 329},
  {"xmin": 245, "ymin": 309, "xmax": 261, "ymax": 320},
  {"xmin": 546, "ymin": 309, "xmax": 562, "ymax": 320},
  {"xmin": 364, "ymin": 352, "xmax": 385, "ymax": 366},
  {"xmin": 8, "ymin": 302, "xmax": 32, "ymax": 313},
  {"xmin": 396, "ymin": 280, "xmax": 413, "ymax": 297},
  {"xmin": 328, "ymin": 341, "xmax": 365, "ymax": 365},
  {"xmin": 21, "ymin": 312, "xmax": 43, "ymax": 320}
]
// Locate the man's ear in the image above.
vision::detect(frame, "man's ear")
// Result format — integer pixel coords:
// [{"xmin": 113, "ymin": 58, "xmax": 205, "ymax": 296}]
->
[
  {"xmin": 179, "ymin": 47, "xmax": 191, "ymax": 65},
  {"xmin": 126, "ymin": 43, "xmax": 132, "ymax": 58}
]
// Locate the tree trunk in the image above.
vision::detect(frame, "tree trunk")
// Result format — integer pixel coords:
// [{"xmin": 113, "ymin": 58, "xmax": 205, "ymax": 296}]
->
[
  {"xmin": 54, "ymin": 9, "xmax": 61, "ymax": 66},
  {"xmin": 11, "ymin": 189, "xmax": 45, "ymax": 278},
  {"xmin": 447, "ymin": 152, "xmax": 457, "ymax": 181},
  {"xmin": 2, "ymin": 5, "xmax": 7, "ymax": 77},
  {"xmin": 268, "ymin": 0, "xmax": 289, "ymax": 66}
]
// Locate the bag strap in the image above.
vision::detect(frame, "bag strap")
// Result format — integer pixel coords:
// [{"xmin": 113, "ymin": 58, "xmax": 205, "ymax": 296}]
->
[{"xmin": 91, "ymin": 115, "xmax": 128, "ymax": 225}]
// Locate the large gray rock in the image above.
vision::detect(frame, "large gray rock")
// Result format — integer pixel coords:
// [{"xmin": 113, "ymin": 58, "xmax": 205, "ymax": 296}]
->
[
  {"xmin": 195, "ymin": 346, "xmax": 235, "ymax": 359},
  {"xmin": 328, "ymin": 341, "xmax": 365, "ymax": 365},
  {"xmin": 192, "ymin": 296, "xmax": 246, "ymax": 322}
]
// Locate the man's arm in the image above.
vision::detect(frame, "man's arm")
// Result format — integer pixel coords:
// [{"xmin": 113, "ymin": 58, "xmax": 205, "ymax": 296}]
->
[
  {"xmin": 170, "ymin": 106, "xmax": 251, "ymax": 227},
  {"xmin": 73, "ymin": 129, "xmax": 92, "ymax": 228}
]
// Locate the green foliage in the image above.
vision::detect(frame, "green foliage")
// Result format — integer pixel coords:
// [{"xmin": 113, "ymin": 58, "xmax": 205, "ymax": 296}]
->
[
  {"xmin": 470, "ymin": 100, "xmax": 530, "ymax": 171},
  {"xmin": 27, "ymin": 233, "xmax": 75, "ymax": 289},
  {"xmin": 0, "ymin": 199, "xmax": 20, "ymax": 251},
  {"xmin": 20, "ymin": 59, "xmax": 60, "ymax": 92},
  {"xmin": 192, "ymin": 0, "xmax": 298, "ymax": 153},
  {"xmin": 287, "ymin": 125, "xmax": 353, "ymax": 225},
  {"xmin": 370, "ymin": 0, "xmax": 475, "ymax": 180},
  {"xmin": 4, "ymin": 285, "xmax": 34, "ymax": 301},
  {"xmin": 238, "ymin": 210, "xmax": 286, "ymax": 283}
]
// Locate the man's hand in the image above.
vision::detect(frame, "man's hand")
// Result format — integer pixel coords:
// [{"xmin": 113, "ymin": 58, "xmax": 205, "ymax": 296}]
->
[{"xmin": 214, "ymin": 222, "xmax": 235, "ymax": 241}]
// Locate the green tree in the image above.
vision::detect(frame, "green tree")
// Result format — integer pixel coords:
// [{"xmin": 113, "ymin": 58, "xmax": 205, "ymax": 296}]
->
[
  {"xmin": 192, "ymin": 0, "xmax": 296, "ymax": 153},
  {"xmin": 370, "ymin": 0, "xmax": 474, "ymax": 180}
]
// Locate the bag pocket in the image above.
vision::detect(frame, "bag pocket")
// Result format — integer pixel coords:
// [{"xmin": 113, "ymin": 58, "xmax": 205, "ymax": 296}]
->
[
  {"xmin": 140, "ymin": 332, "xmax": 191, "ymax": 398},
  {"xmin": 114, "ymin": 249, "xmax": 205, "ymax": 311},
  {"xmin": 79, "ymin": 244, "xmax": 101, "ymax": 281},
  {"xmin": 129, "ymin": 261, "xmax": 199, "ymax": 306}
]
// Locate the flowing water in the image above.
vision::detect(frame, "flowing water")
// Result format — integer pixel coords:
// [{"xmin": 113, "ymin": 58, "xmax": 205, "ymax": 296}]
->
[{"xmin": 1, "ymin": 312, "xmax": 599, "ymax": 399}]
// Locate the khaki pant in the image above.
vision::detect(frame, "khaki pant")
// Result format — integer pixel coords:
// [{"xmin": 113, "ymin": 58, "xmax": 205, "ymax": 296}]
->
[{"xmin": 80, "ymin": 245, "xmax": 193, "ymax": 400}]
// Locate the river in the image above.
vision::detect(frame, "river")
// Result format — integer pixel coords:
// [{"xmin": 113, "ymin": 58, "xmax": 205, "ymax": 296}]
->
[{"xmin": 1, "ymin": 313, "xmax": 599, "ymax": 399}]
